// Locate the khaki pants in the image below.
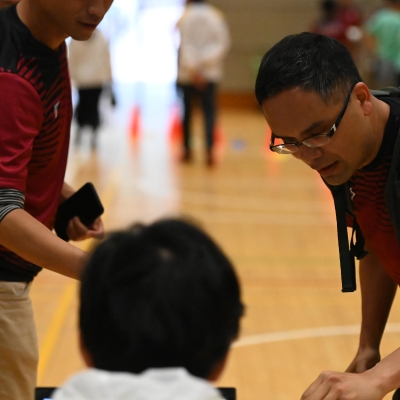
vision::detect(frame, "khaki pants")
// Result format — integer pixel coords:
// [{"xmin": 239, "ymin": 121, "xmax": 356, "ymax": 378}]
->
[{"xmin": 0, "ymin": 281, "xmax": 38, "ymax": 400}]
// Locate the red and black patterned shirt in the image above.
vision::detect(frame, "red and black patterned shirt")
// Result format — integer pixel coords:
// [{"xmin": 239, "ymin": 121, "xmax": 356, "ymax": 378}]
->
[
  {"xmin": 349, "ymin": 97, "xmax": 400, "ymax": 284},
  {"xmin": 0, "ymin": 5, "xmax": 72, "ymax": 281}
]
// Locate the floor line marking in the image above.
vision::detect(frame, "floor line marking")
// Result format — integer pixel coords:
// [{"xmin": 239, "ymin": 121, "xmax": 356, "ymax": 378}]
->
[
  {"xmin": 233, "ymin": 323, "xmax": 400, "ymax": 348},
  {"xmin": 37, "ymin": 282, "xmax": 77, "ymax": 383}
]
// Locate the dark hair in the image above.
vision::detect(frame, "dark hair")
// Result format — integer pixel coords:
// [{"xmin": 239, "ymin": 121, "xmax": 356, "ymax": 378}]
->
[
  {"xmin": 255, "ymin": 32, "xmax": 362, "ymax": 104},
  {"xmin": 79, "ymin": 218, "xmax": 244, "ymax": 379},
  {"xmin": 322, "ymin": 0, "xmax": 337, "ymax": 13}
]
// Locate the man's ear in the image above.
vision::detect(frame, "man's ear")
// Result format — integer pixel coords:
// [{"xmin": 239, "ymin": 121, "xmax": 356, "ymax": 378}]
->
[
  {"xmin": 79, "ymin": 332, "xmax": 94, "ymax": 368},
  {"xmin": 353, "ymin": 82, "xmax": 372, "ymax": 116}
]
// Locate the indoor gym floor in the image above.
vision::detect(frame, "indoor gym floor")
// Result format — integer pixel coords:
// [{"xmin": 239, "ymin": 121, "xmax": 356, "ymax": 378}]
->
[{"xmin": 30, "ymin": 83, "xmax": 400, "ymax": 400}]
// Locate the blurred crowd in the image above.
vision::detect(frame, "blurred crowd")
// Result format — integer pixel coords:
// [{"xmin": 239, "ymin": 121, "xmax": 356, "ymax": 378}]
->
[{"xmin": 310, "ymin": 0, "xmax": 400, "ymax": 88}]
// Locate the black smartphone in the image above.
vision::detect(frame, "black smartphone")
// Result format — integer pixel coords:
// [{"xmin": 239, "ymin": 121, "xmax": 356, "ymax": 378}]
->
[
  {"xmin": 54, "ymin": 182, "xmax": 104, "ymax": 241},
  {"xmin": 35, "ymin": 387, "xmax": 55, "ymax": 400}
]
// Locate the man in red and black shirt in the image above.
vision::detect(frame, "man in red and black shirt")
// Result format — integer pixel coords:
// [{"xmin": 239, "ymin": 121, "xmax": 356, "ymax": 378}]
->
[
  {"xmin": 0, "ymin": 0, "xmax": 113, "ymax": 399},
  {"xmin": 255, "ymin": 33, "xmax": 400, "ymax": 400}
]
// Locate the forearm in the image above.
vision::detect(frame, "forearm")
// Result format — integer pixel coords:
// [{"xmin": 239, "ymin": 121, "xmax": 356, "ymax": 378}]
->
[
  {"xmin": 60, "ymin": 181, "xmax": 75, "ymax": 203},
  {"xmin": 364, "ymin": 348, "xmax": 400, "ymax": 397},
  {"xmin": 358, "ymin": 250, "xmax": 397, "ymax": 350},
  {"xmin": 0, "ymin": 208, "xmax": 87, "ymax": 279}
]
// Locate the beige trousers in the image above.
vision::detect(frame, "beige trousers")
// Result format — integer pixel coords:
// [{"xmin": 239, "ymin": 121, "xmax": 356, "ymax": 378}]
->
[{"xmin": 0, "ymin": 281, "xmax": 38, "ymax": 400}]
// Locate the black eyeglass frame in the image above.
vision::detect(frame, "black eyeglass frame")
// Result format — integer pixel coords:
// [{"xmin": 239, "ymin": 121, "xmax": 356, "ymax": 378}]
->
[{"xmin": 269, "ymin": 83, "xmax": 357, "ymax": 154}]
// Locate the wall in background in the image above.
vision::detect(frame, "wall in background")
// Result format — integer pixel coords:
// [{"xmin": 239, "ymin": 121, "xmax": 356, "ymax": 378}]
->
[{"xmin": 212, "ymin": 0, "xmax": 382, "ymax": 92}]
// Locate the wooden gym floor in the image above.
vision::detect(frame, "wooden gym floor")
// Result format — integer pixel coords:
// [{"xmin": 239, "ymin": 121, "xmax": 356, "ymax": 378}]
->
[{"xmin": 30, "ymin": 85, "xmax": 400, "ymax": 400}]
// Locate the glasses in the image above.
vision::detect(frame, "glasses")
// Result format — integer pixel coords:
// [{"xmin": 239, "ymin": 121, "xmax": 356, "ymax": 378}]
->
[{"xmin": 269, "ymin": 84, "xmax": 356, "ymax": 154}]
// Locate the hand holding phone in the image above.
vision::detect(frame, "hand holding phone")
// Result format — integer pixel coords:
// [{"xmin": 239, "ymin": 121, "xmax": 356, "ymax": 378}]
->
[{"xmin": 54, "ymin": 183, "xmax": 104, "ymax": 241}]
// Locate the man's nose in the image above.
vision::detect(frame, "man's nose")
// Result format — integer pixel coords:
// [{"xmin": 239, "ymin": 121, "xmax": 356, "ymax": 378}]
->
[
  {"xmin": 295, "ymin": 145, "xmax": 323, "ymax": 166},
  {"xmin": 87, "ymin": 0, "xmax": 110, "ymax": 18}
]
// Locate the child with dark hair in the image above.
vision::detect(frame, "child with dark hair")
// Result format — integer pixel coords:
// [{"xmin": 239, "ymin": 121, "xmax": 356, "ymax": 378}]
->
[{"xmin": 52, "ymin": 218, "xmax": 244, "ymax": 400}]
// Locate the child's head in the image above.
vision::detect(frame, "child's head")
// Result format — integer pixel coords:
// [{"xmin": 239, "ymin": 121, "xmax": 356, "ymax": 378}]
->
[{"xmin": 79, "ymin": 218, "xmax": 244, "ymax": 380}]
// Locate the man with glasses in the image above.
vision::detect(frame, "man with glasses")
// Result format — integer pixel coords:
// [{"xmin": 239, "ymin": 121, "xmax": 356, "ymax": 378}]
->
[{"xmin": 256, "ymin": 32, "xmax": 400, "ymax": 400}]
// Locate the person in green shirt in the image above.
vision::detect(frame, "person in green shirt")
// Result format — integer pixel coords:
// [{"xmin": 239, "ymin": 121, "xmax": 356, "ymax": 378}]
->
[{"xmin": 365, "ymin": 0, "xmax": 400, "ymax": 87}]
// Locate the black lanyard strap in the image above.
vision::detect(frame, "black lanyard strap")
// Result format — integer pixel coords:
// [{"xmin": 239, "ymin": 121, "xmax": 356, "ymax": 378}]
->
[{"xmin": 330, "ymin": 183, "xmax": 357, "ymax": 292}]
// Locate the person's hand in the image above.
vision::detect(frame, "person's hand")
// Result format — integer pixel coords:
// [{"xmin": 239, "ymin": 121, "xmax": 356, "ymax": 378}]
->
[
  {"xmin": 346, "ymin": 347, "xmax": 381, "ymax": 373},
  {"xmin": 66, "ymin": 216, "xmax": 104, "ymax": 242},
  {"xmin": 301, "ymin": 370, "xmax": 384, "ymax": 400}
]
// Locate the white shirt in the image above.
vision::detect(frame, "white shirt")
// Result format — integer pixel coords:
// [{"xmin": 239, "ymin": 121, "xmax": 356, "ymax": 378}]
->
[
  {"xmin": 177, "ymin": 3, "xmax": 230, "ymax": 84},
  {"xmin": 68, "ymin": 30, "xmax": 112, "ymax": 89},
  {"xmin": 52, "ymin": 368, "xmax": 223, "ymax": 400}
]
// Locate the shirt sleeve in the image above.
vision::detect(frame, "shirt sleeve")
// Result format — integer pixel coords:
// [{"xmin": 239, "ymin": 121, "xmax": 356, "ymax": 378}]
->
[
  {"xmin": 0, "ymin": 73, "xmax": 44, "ymax": 191},
  {"xmin": 0, "ymin": 188, "xmax": 24, "ymax": 222}
]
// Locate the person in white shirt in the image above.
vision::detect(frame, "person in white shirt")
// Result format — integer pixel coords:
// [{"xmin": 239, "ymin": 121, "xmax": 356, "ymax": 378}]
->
[
  {"xmin": 68, "ymin": 29, "xmax": 114, "ymax": 149},
  {"xmin": 52, "ymin": 218, "xmax": 244, "ymax": 400},
  {"xmin": 177, "ymin": 0, "xmax": 230, "ymax": 166}
]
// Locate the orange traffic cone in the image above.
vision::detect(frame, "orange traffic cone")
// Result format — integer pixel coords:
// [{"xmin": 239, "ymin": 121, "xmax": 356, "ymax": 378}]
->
[
  {"xmin": 213, "ymin": 122, "xmax": 225, "ymax": 146},
  {"xmin": 130, "ymin": 105, "xmax": 141, "ymax": 140},
  {"xmin": 168, "ymin": 105, "xmax": 183, "ymax": 143},
  {"xmin": 264, "ymin": 125, "xmax": 272, "ymax": 152}
]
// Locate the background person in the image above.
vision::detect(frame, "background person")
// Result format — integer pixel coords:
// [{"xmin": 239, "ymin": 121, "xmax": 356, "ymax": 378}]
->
[
  {"xmin": 364, "ymin": 0, "xmax": 400, "ymax": 88},
  {"xmin": 310, "ymin": 0, "xmax": 363, "ymax": 61},
  {"xmin": 0, "ymin": 0, "xmax": 113, "ymax": 398},
  {"xmin": 309, "ymin": 0, "xmax": 345, "ymax": 42},
  {"xmin": 68, "ymin": 28, "xmax": 114, "ymax": 149},
  {"xmin": 176, "ymin": 0, "xmax": 230, "ymax": 166},
  {"xmin": 335, "ymin": 0, "xmax": 363, "ymax": 55},
  {"xmin": 255, "ymin": 32, "xmax": 400, "ymax": 400},
  {"xmin": 52, "ymin": 218, "xmax": 244, "ymax": 400}
]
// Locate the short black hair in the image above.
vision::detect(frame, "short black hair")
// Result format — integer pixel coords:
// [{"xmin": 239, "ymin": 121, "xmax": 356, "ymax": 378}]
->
[
  {"xmin": 255, "ymin": 32, "xmax": 362, "ymax": 104},
  {"xmin": 322, "ymin": 0, "xmax": 337, "ymax": 13},
  {"xmin": 79, "ymin": 218, "xmax": 244, "ymax": 379}
]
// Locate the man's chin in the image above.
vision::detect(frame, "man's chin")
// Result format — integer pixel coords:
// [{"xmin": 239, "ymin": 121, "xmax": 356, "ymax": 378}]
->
[
  {"xmin": 70, "ymin": 31, "xmax": 94, "ymax": 42},
  {"xmin": 320, "ymin": 174, "xmax": 349, "ymax": 186}
]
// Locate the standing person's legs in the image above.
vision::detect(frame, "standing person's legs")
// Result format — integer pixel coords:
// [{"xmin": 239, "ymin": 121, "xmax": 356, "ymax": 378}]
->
[
  {"xmin": 85, "ymin": 87, "xmax": 103, "ymax": 149},
  {"xmin": 181, "ymin": 84, "xmax": 194, "ymax": 161},
  {"xmin": 200, "ymin": 82, "xmax": 217, "ymax": 165},
  {"xmin": 0, "ymin": 281, "xmax": 38, "ymax": 400},
  {"xmin": 74, "ymin": 88, "xmax": 86, "ymax": 145}
]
